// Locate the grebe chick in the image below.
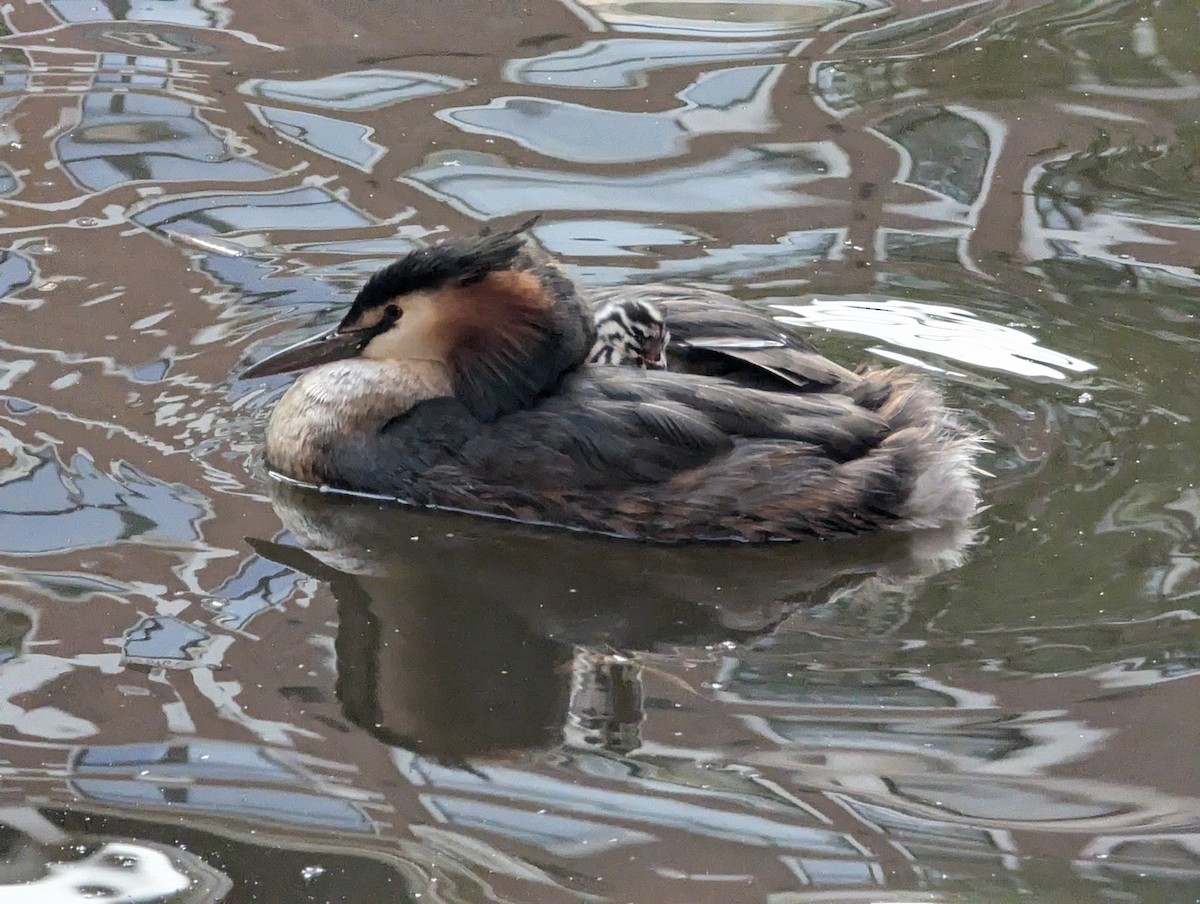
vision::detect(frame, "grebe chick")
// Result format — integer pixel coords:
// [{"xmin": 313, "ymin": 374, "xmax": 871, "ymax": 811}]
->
[{"xmin": 588, "ymin": 298, "xmax": 670, "ymax": 369}]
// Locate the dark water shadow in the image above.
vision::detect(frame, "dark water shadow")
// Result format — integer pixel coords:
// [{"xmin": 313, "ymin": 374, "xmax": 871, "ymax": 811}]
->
[{"xmin": 255, "ymin": 480, "xmax": 978, "ymax": 761}]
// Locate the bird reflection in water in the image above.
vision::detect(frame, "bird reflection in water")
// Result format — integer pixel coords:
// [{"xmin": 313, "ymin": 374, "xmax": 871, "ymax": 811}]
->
[{"xmin": 253, "ymin": 480, "xmax": 977, "ymax": 762}]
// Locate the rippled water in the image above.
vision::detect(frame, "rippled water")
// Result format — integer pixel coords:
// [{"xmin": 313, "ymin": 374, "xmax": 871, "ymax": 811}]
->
[{"xmin": 1, "ymin": 1, "xmax": 1198, "ymax": 901}]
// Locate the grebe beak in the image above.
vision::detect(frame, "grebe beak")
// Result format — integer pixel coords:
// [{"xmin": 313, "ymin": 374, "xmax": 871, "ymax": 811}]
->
[
  {"xmin": 642, "ymin": 326, "xmax": 669, "ymax": 369},
  {"xmin": 240, "ymin": 326, "xmax": 371, "ymax": 379}
]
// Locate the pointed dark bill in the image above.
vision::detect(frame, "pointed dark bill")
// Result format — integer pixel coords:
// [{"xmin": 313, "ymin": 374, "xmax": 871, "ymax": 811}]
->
[{"xmin": 240, "ymin": 327, "xmax": 369, "ymax": 379}]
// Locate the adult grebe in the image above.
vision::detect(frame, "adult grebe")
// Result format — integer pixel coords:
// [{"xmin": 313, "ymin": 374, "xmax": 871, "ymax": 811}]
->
[{"xmin": 242, "ymin": 225, "xmax": 982, "ymax": 542}]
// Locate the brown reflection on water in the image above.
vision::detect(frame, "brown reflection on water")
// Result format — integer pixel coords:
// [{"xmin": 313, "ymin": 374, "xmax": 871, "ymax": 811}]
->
[{"xmin": 1, "ymin": 0, "xmax": 1199, "ymax": 901}]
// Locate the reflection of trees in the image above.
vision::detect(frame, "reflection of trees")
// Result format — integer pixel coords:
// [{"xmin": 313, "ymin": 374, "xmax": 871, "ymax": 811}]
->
[
  {"xmin": 1036, "ymin": 128, "xmax": 1200, "ymax": 226},
  {"xmin": 1067, "ymin": 0, "xmax": 1200, "ymax": 88},
  {"xmin": 876, "ymin": 107, "xmax": 990, "ymax": 204},
  {"xmin": 1079, "ymin": 835, "xmax": 1200, "ymax": 901},
  {"xmin": 1038, "ymin": 254, "xmax": 1200, "ymax": 316},
  {"xmin": 812, "ymin": 60, "xmax": 909, "ymax": 114},
  {"xmin": 0, "ymin": 607, "xmax": 32, "ymax": 664},
  {"xmin": 902, "ymin": 0, "xmax": 1197, "ymax": 99},
  {"xmin": 906, "ymin": 32, "xmax": 1071, "ymax": 100},
  {"xmin": 829, "ymin": 0, "xmax": 1197, "ymax": 110}
]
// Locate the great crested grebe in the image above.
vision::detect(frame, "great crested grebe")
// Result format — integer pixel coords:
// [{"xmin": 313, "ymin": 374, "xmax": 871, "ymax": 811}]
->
[{"xmin": 242, "ymin": 225, "xmax": 983, "ymax": 542}]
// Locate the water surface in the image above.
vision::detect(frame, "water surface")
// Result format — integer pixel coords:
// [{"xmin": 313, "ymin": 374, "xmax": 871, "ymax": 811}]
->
[{"xmin": 1, "ymin": 1, "xmax": 1199, "ymax": 901}]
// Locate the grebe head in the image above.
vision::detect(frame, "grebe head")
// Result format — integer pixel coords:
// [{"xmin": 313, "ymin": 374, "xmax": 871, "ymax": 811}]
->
[
  {"xmin": 242, "ymin": 224, "xmax": 594, "ymax": 421},
  {"xmin": 589, "ymin": 298, "xmax": 670, "ymax": 369}
]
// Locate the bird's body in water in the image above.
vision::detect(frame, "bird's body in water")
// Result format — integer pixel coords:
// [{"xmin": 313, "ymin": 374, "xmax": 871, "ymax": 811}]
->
[{"xmin": 242, "ymin": 225, "xmax": 983, "ymax": 542}]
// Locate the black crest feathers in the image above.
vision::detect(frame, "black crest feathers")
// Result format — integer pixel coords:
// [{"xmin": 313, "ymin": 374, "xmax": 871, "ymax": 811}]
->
[{"xmin": 339, "ymin": 223, "xmax": 535, "ymax": 329}]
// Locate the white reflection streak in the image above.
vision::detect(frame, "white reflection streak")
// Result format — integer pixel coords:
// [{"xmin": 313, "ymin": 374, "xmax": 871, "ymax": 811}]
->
[
  {"xmin": 773, "ymin": 300, "xmax": 1097, "ymax": 380},
  {"xmin": 0, "ymin": 842, "xmax": 194, "ymax": 904},
  {"xmin": 163, "ymin": 229, "xmax": 251, "ymax": 257}
]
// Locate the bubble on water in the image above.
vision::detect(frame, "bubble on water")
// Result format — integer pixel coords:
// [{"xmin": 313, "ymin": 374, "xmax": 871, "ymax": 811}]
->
[{"xmin": 300, "ymin": 865, "xmax": 326, "ymax": 881}]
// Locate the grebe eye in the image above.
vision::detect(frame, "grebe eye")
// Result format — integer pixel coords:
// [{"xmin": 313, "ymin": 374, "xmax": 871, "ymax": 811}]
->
[{"xmin": 385, "ymin": 303, "xmax": 401, "ymax": 320}]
